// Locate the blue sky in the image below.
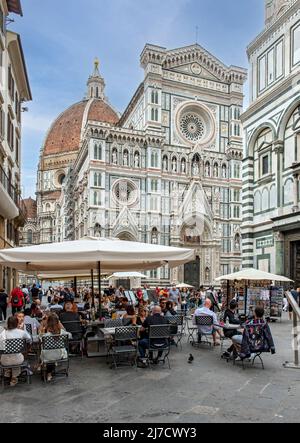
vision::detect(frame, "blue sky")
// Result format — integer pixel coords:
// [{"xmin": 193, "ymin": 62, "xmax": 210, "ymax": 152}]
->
[{"xmin": 11, "ymin": 0, "xmax": 265, "ymax": 198}]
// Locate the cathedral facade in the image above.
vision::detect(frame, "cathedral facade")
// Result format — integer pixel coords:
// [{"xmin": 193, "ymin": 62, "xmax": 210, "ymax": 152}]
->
[
  {"xmin": 37, "ymin": 44, "xmax": 247, "ymax": 287},
  {"xmin": 242, "ymin": 0, "xmax": 300, "ymax": 286}
]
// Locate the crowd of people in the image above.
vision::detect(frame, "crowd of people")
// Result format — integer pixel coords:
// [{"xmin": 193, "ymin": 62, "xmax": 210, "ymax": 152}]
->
[{"xmin": 0, "ymin": 280, "xmax": 282, "ymax": 384}]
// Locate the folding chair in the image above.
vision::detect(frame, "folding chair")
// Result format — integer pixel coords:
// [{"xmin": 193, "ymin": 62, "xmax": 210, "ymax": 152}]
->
[
  {"xmin": 110, "ymin": 326, "xmax": 138, "ymax": 369},
  {"xmin": 0, "ymin": 339, "xmax": 31, "ymax": 388},
  {"xmin": 193, "ymin": 315, "xmax": 214, "ymax": 348},
  {"xmin": 40, "ymin": 335, "xmax": 69, "ymax": 382},
  {"xmin": 234, "ymin": 323, "xmax": 273, "ymax": 370},
  {"xmin": 148, "ymin": 325, "xmax": 171, "ymax": 369}
]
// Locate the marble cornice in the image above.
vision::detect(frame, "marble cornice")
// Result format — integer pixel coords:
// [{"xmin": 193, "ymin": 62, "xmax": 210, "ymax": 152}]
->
[
  {"xmin": 247, "ymin": 1, "xmax": 300, "ymax": 57},
  {"xmin": 241, "ymin": 71, "xmax": 300, "ymax": 122}
]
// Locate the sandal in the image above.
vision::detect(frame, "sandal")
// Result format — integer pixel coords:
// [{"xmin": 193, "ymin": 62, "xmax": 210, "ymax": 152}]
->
[{"xmin": 10, "ymin": 378, "xmax": 18, "ymax": 387}]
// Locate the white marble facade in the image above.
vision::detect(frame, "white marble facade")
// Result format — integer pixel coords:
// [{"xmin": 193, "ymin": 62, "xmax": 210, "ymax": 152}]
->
[
  {"xmin": 38, "ymin": 43, "xmax": 247, "ymax": 286},
  {"xmin": 242, "ymin": 0, "xmax": 300, "ymax": 285}
]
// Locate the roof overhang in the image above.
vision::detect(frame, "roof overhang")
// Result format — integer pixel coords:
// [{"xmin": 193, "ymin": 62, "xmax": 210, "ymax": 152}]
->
[
  {"xmin": 7, "ymin": 31, "xmax": 32, "ymax": 101},
  {"xmin": 6, "ymin": 0, "xmax": 23, "ymax": 16}
]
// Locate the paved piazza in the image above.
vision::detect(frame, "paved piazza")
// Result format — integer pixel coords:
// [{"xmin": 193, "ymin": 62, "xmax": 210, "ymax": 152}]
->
[{"xmin": 0, "ymin": 315, "xmax": 299, "ymax": 424}]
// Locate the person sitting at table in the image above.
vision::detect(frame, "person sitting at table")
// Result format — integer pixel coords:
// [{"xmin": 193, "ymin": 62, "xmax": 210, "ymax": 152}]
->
[
  {"xmin": 40, "ymin": 313, "xmax": 71, "ymax": 382},
  {"xmin": 164, "ymin": 301, "xmax": 177, "ymax": 318},
  {"xmin": 231, "ymin": 307, "xmax": 276, "ymax": 361},
  {"xmin": 122, "ymin": 305, "xmax": 137, "ymax": 326},
  {"xmin": 31, "ymin": 301, "xmax": 43, "ymax": 319},
  {"xmin": 0, "ymin": 316, "xmax": 32, "ymax": 387},
  {"xmin": 221, "ymin": 300, "xmax": 242, "ymax": 359},
  {"xmin": 138, "ymin": 306, "xmax": 168, "ymax": 367},
  {"xmin": 15, "ymin": 312, "xmax": 25, "ymax": 330},
  {"xmin": 59, "ymin": 301, "xmax": 82, "ymax": 341},
  {"xmin": 48, "ymin": 297, "xmax": 64, "ymax": 313},
  {"xmin": 24, "ymin": 308, "xmax": 41, "ymax": 341},
  {"xmin": 194, "ymin": 298, "xmax": 223, "ymax": 346},
  {"xmin": 159, "ymin": 298, "xmax": 167, "ymax": 313}
]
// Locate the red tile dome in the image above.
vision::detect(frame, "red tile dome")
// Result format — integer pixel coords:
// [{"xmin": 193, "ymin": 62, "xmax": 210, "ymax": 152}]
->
[{"xmin": 43, "ymin": 98, "xmax": 119, "ymax": 157}]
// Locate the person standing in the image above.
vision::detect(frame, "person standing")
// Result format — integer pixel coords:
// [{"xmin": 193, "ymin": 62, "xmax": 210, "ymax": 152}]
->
[
  {"xmin": 169, "ymin": 286, "xmax": 181, "ymax": 308},
  {"xmin": 10, "ymin": 286, "xmax": 24, "ymax": 315},
  {"xmin": 0, "ymin": 288, "xmax": 8, "ymax": 321},
  {"xmin": 30, "ymin": 284, "xmax": 40, "ymax": 302}
]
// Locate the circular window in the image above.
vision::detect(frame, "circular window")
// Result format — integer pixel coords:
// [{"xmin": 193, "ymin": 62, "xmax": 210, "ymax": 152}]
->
[
  {"xmin": 176, "ymin": 101, "xmax": 216, "ymax": 146},
  {"xmin": 180, "ymin": 113, "xmax": 205, "ymax": 142},
  {"xmin": 113, "ymin": 180, "xmax": 138, "ymax": 206}
]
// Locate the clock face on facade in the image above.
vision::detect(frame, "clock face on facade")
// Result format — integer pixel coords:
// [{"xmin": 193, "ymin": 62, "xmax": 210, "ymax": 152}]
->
[{"xmin": 191, "ymin": 63, "xmax": 202, "ymax": 76}]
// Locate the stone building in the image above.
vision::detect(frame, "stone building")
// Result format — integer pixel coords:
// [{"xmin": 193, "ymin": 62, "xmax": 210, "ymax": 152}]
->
[
  {"xmin": 0, "ymin": 0, "xmax": 31, "ymax": 292},
  {"xmin": 37, "ymin": 45, "xmax": 247, "ymax": 287},
  {"xmin": 242, "ymin": 0, "xmax": 300, "ymax": 286},
  {"xmin": 20, "ymin": 197, "xmax": 38, "ymax": 246}
]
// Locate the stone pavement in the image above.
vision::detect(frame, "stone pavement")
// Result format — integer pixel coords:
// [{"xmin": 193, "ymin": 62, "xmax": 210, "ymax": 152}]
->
[{"xmin": 0, "ymin": 314, "xmax": 300, "ymax": 423}]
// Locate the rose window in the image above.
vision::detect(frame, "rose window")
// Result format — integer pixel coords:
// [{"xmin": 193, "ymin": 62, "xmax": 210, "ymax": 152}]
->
[
  {"xmin": 113, "ymin": 180, "xmax": 138, "ymax": 206},
  {"xmin": 179, "ymin": 113, "xmax": 205, "ymax": 142}
]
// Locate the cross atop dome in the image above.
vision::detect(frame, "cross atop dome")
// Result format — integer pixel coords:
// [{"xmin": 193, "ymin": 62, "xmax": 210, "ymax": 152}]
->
[{"xmin": 87, "ymin": 57, "xmax": 106, "ymax": 100}]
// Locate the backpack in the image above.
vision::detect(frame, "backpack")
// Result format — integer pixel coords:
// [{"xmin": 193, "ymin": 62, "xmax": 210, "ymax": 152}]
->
[{"xmin": 11, "ymin": 294, "xmax": 20, "ymax": 306}]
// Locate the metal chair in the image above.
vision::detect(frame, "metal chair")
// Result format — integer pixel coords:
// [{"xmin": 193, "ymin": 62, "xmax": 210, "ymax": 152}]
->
[
  {"xmin": 193, "ymin": 315, "xmax": 214, "ymax": 347},
  {"xmin": 40, "ymin": 335, "xmax": 69, "ymax": 382},
  {"xmin": 61, "ymin": 321, "xmax": 85, "ymax": 358},
  {"xmin": 110, "ymin": 326, "xmax": 138, "ymax": 369},
  {"xmin": 104, "ymin": 318, "xmax": 123, "ymax": 328},
  {"xmin": 234, "ymin": 323, "xmax": 272, "ymax": 370},
  {"xmin": 0, "ymin": 339, "xmax": 31, "ymax": 388},
  {"xmin": 186, "ymin": 316, "xmax": 198, "ymax": 345},
  {"xmin": 148, "ymin": 325, "xmax": 171, "ymax": 369},
  {"xmin": 167, "ymin": 315, "xmax": 184, "ymax": 349}
]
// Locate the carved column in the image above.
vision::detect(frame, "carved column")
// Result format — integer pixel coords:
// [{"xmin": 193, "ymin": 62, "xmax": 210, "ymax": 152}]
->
[{"xmin": 292, "ymin": 172, "xmax": 299, "ymax": 212}]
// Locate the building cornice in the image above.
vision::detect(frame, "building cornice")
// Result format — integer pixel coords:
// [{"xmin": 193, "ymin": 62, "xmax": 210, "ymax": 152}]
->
[
  {"xmin": 241, "ymin": 70, "xmax": 300, "ymax": 123},
  {"xmin": 247, "ymin": 1, "xmax": 300, "ymax": 57}
]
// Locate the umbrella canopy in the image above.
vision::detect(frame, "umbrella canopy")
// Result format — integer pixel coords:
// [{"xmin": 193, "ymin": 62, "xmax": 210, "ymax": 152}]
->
[
  {"xmin": 215, "ymin": 268, "xmax": 293, "ymax": 282},
  {"xmin": 107, "ymin": 272, "xmax": 147, "ymax": 280},
  {"xmin": 176, "ymin": 283, "xmax": 195, "ymax": 289},
  {"xmin": 0, "ymin": 237, "xmax": 195, "ymax": 274}
]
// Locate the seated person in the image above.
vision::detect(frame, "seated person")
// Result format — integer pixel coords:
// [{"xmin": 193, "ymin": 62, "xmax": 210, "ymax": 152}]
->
[
  {"xmin": 24, "ymin": 308, "xmax": 41, "ymax": 341},
  {"xmin": 0, "ymin": 316, "xmax": 32, "ymax": 387},
  {"xmin": 164, "ymin": 301, "xmax": 177, "ymax": 317},
  {"xmin": 59, "ymin": 301, "xmax": 82, "ymax": 340},
  {"xmin": 15, "ymin": 312, "xmax": 25, "ymax": 330},
  {"xmin": 30, "ymin": 301, "xmax": 43, "ymax": 319},
  {"xmin": 122, "ymin": 305, "xmax": 137, "ymax": 326},
  {"xmin": 47, "ymin": 297, "xmax": 64, "ymax": 313},
  {"xmin": 193, "ymin": 298, "xmax": 223, "ymax": 346},
  {"xmin": 40, "ymin": 313, "xmax": 71, "ymax": 382},
  {"xmin": 138, "ymin": 306, "xmax": 168, "ymax": 367},
  {"xmin": 222, "ymin": 300, "xmax": 242, "ymax": 359},
  {"xmin": 232, "ymin": 307, "xmax": 276, "ymax": 361}
]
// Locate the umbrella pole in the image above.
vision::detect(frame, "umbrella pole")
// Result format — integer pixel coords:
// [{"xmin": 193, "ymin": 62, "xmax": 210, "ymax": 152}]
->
[
  {"xmin": 98, "ymin": 261, "xmax": 102, "ymax": 320},
  {"xmin": 74, "ymin": 276, "xmax": 77, "ymax": 298},
  {"xmin": 245, "ymin": 281, "xmax": 248, "ymax": 318},
  {"xmin": 227, "ymin": 280, "xmax": 230, "ymax": 308},
  {"xmin": 91, "ymin": 269, "xmax": 95, "ymax": 308}
]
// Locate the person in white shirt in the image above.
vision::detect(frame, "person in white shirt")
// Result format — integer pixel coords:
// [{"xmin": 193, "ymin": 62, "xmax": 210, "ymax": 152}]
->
[
  {"xmin": 24, "ymin": 308, "xmax": 41, "ymax": 343},
  {"xmin": 0, "ymin": 316, "xmax": 32, "ymax": 386},
  {"xmin": 193, "ymin": 299, "xmax": 223, "ymax": 346}
]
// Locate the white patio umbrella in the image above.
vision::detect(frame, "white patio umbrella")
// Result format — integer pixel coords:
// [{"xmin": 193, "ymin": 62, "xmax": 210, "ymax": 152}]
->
[
  {"xmin": 215, "ymin": 268, "xmax": 293, "ymax": 282},
  {"xmin": 176, "ymin": 283, "xmax": 195, "ymax": 289},
  {"xmin": 107, "ymin": 272, "xmax": 148, "ymax": 280},
  {"xmin": 0, "ymin": 237, "xmax": 195, "ymax": 274}
]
